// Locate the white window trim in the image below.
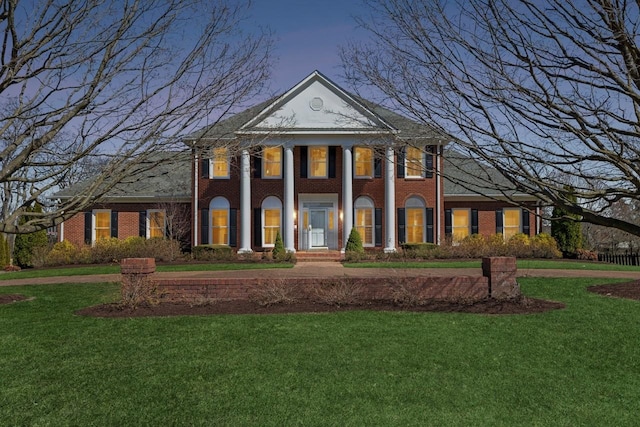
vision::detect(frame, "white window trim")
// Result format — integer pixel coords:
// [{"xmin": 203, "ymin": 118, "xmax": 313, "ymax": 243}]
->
[
  {"xmin": 92, "ymin": 209, "xmax": 111, "ymax": 244},
  {"xmin": 308, "ymin": 146, "xmax": 328, "ymax": 179},
  {"xmin": 147, "ymin": 209, "xmax": 166, "ymax": 239},
  {"xmin": 210, "ymin": 148, "xmax": 230, "ymax": 179},
  {"xmin": 354, "ymin": 146, "xmax": 374, "ymax": 179},
  {"xmin": 262, "ymin": 146, "xmax": 282, "ymax": 179}
]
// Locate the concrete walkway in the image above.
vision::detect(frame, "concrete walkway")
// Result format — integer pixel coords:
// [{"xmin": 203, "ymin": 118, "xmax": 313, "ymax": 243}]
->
[{"xmin": 1, "ymin": 261, "xmax": 639, "ymax": 287}]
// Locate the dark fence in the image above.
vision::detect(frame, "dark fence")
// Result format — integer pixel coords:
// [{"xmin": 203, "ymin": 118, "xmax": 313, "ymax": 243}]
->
[{"xmin": 598, "ymin": 253, "xmax": 640, "ymax": 266}]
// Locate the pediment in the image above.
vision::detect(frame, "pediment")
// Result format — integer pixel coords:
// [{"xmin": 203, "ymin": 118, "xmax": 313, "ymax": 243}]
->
[{"xmin": 242, "ymin": 71, "xmax": 392, "ymax": 133}]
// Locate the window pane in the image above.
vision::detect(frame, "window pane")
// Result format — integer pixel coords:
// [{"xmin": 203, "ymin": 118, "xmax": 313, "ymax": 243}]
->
[
  {"xmin": 264, "ymin": 208, "xmax": 281, "ymax": 245},
  {"xmin": 95, "ymin": 212, "xmax": 110, "ymax": 228},
  {"xmin": 211, "ymin": 209, "xmax": 228, "ymax": 244},
  {"xmin": 263, "ymin": 147, "xmax": 281, "ymax": 177},
  {"xmin": 310, "ymin": 147, "xmax": 327, "ymax": 177},
  {"xmin": 355, "ymin": 208, "xmax": 373, "ymax": 245},
  {"xmin": 504, "ymin": 209, "xmax": 520, "ymax": 240},
  {"xmin": 94, "ymin": 211, "xmax": 110, "ymax": 240},
  {"xmin": 149, "ymin": 211, "xmax": 165, "ymax": 238},
  {"xmin": 212, "ymin": 147, "xmax": 228, "ymax": 177},
  {"xmin": 406, "ymin": 147, "xmax": 423, "ymax": 177},
  {"xmin": 452, "ymin": 210, "xmax": 470, "ymax": 241},
  {"xmin": 355, "ymin": 147, "xmax": 373, "ymax": 177},
  {"xmin": 406, "ymin": 208, "xmax": 424, "ymax": 243}
]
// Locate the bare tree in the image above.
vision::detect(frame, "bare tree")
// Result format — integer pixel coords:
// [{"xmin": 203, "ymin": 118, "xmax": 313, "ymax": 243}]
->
[
  {"xmin": 1, "ymin": 0, "xmax": 272, "ymax": 234},
  {"xmin": 342, "ymin": 0, "xmax": 640, "ymax": 236}
]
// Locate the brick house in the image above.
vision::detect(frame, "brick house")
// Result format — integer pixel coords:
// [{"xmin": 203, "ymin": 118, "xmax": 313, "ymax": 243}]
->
[{"xmin": 55, "ymin": 71, "xmax": 539, "ymax": 251}]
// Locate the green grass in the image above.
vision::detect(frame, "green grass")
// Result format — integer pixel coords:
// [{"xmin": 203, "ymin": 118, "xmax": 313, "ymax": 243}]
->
[
  {"xmin": 1, "ymin": 278, "xmax": 639, "ymax": 425},
  {"xmin": 0, "ymin": 262, "xmax": 293, "ymax": 280},
  {"xmin": 346, "ymin": 258, "xmax": 640, "ymax": 271}
]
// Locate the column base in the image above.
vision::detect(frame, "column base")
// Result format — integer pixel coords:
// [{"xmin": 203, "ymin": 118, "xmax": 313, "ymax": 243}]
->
[
  {"xmin": 384, "ymin": 247, "xmax": 397, "ymax": 253},
  {"xmin": 237, "ymin": 248, "xmax": 253, "ymax": 254}
]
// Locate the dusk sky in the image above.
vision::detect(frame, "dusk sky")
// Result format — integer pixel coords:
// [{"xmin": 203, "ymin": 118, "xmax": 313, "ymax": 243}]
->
[{"xmin": 247, "ymin": 0, "xmax": 368, "ymax": 95}]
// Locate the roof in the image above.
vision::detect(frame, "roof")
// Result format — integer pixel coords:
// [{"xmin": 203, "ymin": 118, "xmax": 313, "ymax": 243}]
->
[
  {"xmin": 443, "ymin": 149, "xmax": 536, "ymax": 200},
  {"xmin": 184, "ymin": 71, "xmax": 445, "ymax": 144},
  {"xmin": 53, "ymin": 151, "xmax": 191, "ymax": 201}
]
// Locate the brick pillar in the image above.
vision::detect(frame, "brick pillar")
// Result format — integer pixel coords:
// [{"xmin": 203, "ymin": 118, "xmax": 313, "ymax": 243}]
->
[
  {"xmin": 482, "ymin": 257, "xmax": 520, "ymax": 300},
  {"xmin": 120, "ymin": 258, "xmax": 157, "ymax": 305}
]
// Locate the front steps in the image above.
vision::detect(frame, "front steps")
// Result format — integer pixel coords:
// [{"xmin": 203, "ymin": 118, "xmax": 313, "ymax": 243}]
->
[{"xmin": 295, "ymin": 250, "xmax": 343, "ymax": 263}]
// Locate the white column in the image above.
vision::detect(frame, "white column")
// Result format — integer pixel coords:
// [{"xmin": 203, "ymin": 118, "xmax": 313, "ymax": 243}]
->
[
  {"xmin": 238, "ymin": 149, "xmax": 252, "ymax": 253},
  {"xmin": 284, "ymin": 144, "xmax": 296, "ymax": 252},
  {"xmin": 384, "ymin": 145, "xmax": 397, "ymax": 253},
  {"xmin": 193, "ymin": 149, "xmax": 199, "ymax": 246},
  {"xmin": 435, "ymin": 144, "xmax": 442, "ymax": 244},
  {"xmin": 342, "ymin": 144, "xmax": 353, "ymax": 252}
]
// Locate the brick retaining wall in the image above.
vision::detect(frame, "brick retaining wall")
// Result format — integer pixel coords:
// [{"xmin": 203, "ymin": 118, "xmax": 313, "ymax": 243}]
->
[{"xmin": 120, "ymin": 257, "xmax": 519, "ymax": 304}]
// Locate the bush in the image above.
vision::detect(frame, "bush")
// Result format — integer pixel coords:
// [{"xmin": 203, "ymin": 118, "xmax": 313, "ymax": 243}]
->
[
  {"xmin": 46, "ymin": 240, "xmax": 79, "ymax": 265},
  {"xmin": 192, "ymin": 244, "xmax": 235, "ymax": 261},
  {"xmin": 345, "ymin": 228, "xmax": 364, "ymax": 253},
  {"xmin": 575, "ymin": 248, "xmax": 598, "ymax": 261},
  {"xmin": 13, "ymin": 203, "xmax": 48, "ymax": 268},
  {"xmin": 0, "ymin": 234, "xmax": 9, "ymax": 267},
  {"xmin": 530, "ymin": 233, "xmax": 562, "ymax": 259},
  {"xmin": 271, "ymin": 231, "xmax": 286, "ymax": 261}
]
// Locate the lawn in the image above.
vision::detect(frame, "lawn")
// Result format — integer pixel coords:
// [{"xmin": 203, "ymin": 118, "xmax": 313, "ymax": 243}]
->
[
  {"xmin": 0, "ymin": 262, "xmax": 294, "ymax": 281},
  {"xmin": 346, "ymin": 259, "xmax": 640, "ymax": 271},
  {"xmin": 1, "ymin": 277, "xmax": 639, "ymax": 425}
]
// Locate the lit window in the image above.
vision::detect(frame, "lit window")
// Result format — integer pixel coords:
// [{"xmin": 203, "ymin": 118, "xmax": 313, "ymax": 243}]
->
[
  {"xmin": 212, "ymin": 147, "xmax": 229, "ymax": 178},
  {"xmin": 211, "ymin": 209, "xmax": 228, "ymax": 244},
  {"xmin": 406, "ymin": 208, "xmax": 424, "ymax": 243},
  {"xmin": 504, "ymin": 209, "xmax": 520, "ymax": 240},
  {"xmin": 354, "ymin": 147, "xmax": 373, "ymax": 178},
  {"xmin": 263, "ymin": 209, "xmax": 281, "ymax": 245},
  {"xmin": 94, "ymin": 210, "xmax": 111, "ymax": 241},
  {"xmin": 148, "ymin": 210, "xmax": 165, "ymax": 238},
  {"xmin": 355, "ymin": 197, "xmax": 374, "ymax": 246},
  {"xmin": 452, "ymin": 209, "xmax": 470, "ymax": 241},
  {"xmin": 406, "ymin": 146, "xmax": 424, "ymax": 178},
  {"xmin": 263, "ymin": 147, "xmax": 282, "ymax": 178},
  {"xmin": 309, "ymin": 147, "xmax": 328, "ymax": 178}
]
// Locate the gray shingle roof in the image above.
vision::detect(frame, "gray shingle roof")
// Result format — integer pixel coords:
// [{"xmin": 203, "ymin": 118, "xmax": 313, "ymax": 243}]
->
[
  {"xmin": 443, "ymin": 149, "xmax": 534, "ymax": 199},
  {"xmin": 53, "ymin": 151, "xmax": 191, "ymax": 201}
]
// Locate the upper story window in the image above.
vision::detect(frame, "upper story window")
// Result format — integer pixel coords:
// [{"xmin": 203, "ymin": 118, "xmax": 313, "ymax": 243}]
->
[
  {"xmin": 354, "ymin": 147, "xmax": 373, "ymax": 178},
  {"xmin": 263, "ymin": 147, "xmax": 282, "ymax": 178},
  {"xmin": 309, "ymin": 146, "xmax": 328, "ymax": 178},
  {"xmin": 211, "ymin": 147, "xmax": 229, "ymax": 178},
  {"xmin": 406, "ymin": 146, "xmax": 424, "ymax": 178}
]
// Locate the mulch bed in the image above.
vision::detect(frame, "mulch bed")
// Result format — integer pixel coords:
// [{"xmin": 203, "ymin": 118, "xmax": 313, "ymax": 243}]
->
[
  {"xmin": 6, "ymin": 281, "xmax": 640, "ymax": 317},
  {"xmin": 0, "ymin": 294, "xmax": 29, "ymax": 304},
  {"xmin": 587, "ymin": 281, "xmax": 640, "ymax": 300}
]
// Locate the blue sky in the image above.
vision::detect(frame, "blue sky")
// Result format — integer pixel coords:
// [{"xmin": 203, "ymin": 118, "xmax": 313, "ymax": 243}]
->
[{"xmin": 247, "ymin": 0, "xmax": 368, "ymax": 95}]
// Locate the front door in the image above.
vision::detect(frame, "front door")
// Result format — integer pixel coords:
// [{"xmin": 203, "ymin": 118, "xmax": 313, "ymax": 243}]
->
[{"xmin": 310, "ymin": 209, "xmax": 327, "ymax": 248}]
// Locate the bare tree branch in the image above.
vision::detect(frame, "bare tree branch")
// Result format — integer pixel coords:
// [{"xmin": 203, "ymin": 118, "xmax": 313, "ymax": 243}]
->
[
  {"xmin": 0, "ymin": 0, "xmax": 272, "ymax": 234},
  {"xmin": 342, "ymin": 0, "xmax": 640, "ymax": 236}
]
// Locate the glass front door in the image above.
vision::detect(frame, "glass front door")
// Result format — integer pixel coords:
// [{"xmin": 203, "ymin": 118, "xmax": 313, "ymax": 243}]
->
[{"xmin": 310, "ymin": 209, "xmax": 327, "ymax": 248}]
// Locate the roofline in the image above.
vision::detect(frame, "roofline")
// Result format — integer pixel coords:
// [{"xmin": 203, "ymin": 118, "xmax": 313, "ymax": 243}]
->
[{"xmin": 240, "ymin": 70, "xmax": 398, "ymax": 132}]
